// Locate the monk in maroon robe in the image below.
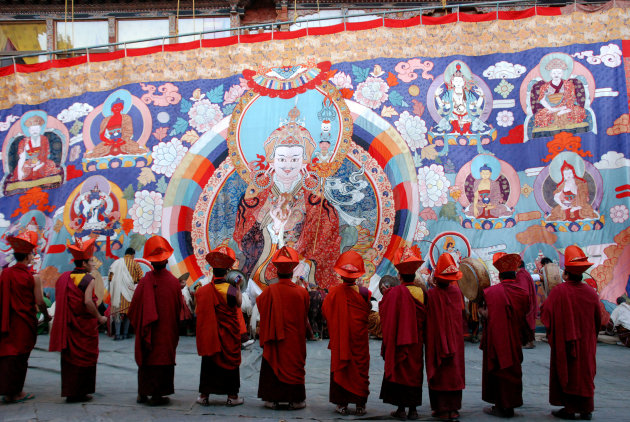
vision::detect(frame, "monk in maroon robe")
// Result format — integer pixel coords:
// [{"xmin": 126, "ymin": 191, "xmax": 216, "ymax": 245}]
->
[
  {"xmin": 481, "ymin": 252, "xmax": 530, "ymax": 418},
  {"xmin": 515, "ymin": 260, "xmax": 538, "ymax": 348},
  {"xmin": 380, "ymin": 245, "xmax": 426, "ymax": 420},
  {"xmin": 426, "ymin": 253, "xmax": 465, "ymax": 421},
  {"xmin": 257, "ymin": 246, "xmax": 310, "ymax": 410},
  {"xmin": 542, "ymin": 245, "xmax": 600, "ymax": 420},
  {"xmin": 128, "ymin": 235, "xmax": 182, "ymax": 406},
  {"xmin": 50, "ymin": 238, "xmax": 107, "ymax": 403},
  {"xmin": 0, "ymin": 232, "xmax": 48, "ymax": 403},
  {"xmin": 322, "ymin": 250, "xmax": 371, "ymax": 416},
  {"xmin": 195, "ymin": 246, "xmax": 244, "ymax": 406}
]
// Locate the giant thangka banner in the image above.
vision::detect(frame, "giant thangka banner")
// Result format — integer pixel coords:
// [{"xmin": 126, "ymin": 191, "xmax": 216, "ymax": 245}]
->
[{"xmin": 0, "ymin": 6, "xmax": 629, "ymax": 304}]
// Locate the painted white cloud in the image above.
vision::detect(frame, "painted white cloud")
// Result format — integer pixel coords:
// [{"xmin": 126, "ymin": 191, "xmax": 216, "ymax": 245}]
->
[
  {"xmin": 594, "ymin": 151, "xmax": 630, "ymax": 170},
  {"xmin": 483, "ymin": 61, "xmax": 527, "ymax": 79},
  {"xmin": 57, "ymin": 102, "xmax": 94, "ymax": 123},
  {"xmin": 573, "ymin": 43, "xmax": 622, "ymax": 68},
  {"xmin": 0, "ymin": 115, "xmax": 19, "ymax": 131}
]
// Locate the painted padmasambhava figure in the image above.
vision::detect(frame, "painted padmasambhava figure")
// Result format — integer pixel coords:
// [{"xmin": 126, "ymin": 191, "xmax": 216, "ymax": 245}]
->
[{"xmin": 232, "ymin": 104, "xmax": 341, "ymax": 288}]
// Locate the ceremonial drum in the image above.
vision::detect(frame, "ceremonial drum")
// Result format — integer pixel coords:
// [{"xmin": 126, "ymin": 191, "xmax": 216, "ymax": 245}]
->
[
  {"xmin": 542, "ymin": 263, "xmax": 562, "ymax": 295},
  {"xmin": 226, "ymin": 269, "xmax": 248, "ymax": 291},
  {"xmin": 379, "ymin": 275, "xmax": 400, "ymax": 295},
  {"xmin": 458, "ymin": 257, "xmax": 491, "ymax": 303}
]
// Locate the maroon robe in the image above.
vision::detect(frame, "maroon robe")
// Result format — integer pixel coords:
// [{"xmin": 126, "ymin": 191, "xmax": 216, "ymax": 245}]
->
[
  {"xmin": 379, "ymin": 283, "xmax": 426, "ymax": 407},
  {"xmin": 322, "ymin": 283, "xmax": 371, "ymax": 405},
  {"xmin": 196, "ymin": 278, "xmax": 241, "ymax": 395},
  {"xmin": 481, "ymin": 280, "xmax": 529, "ymax": 410},
  {"xmin": 49, "ymin": 270, "xmax": 99, "ymax": 397},
  {"xmin": 256, "ymin": 278, "xmax": 309, "ymax": 402},
  {"xmin": 128, "ymin": 268, "xmax": 182, "ymax": 397},
  {"xmin": 541, "ymin": 281, "xmax": 600, "ymax": 414},
  {"xmin": 515, "ymin": 268, "xmax": 538, "ymax": 342},
  {"xmin": 0, "ymin": 263, "xmax": 37, "ymax": 396},
  {"xmin": 425, "ymin": 283, "xmax": 465, "ymax": 412}
]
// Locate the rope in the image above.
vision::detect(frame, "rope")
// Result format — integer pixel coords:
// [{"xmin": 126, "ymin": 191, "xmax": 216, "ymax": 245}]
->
[{"xmin": 64, "ymin": 0, "xmax": 67, "ymax": 51}]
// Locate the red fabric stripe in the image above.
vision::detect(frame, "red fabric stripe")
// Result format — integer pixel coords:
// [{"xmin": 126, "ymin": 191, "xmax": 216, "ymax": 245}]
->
[
  {"xmin": 202, "ymin": 36, "xmax": 239, "ymax": 47},
  {"xmin": 347, "ymin": 19, "xmax": 382, "ymax": 31},
  {"xmin": 274, "ymin": 29, "xmax": 307, "ymax": 40},
  {"xmin": 308, "ymin": 23, "xmax": 345, "ymax": 35},
  {"xmin": 623, "ymin": 40, "xmax": 630, "ymax": 57},
  {"xmin": 126, "ymin": 45, "xmax": 162, "ymax": 57},
  {"xmin": 385, "ymin": 16, "xmax": 420, "ymax": 28},
  {"xmin": 90, "ymin": 50, "xmax": 126, "ymax": 62},
  {"xmin": 241, "ymin": 32, "xmax": 273, "ymax": 43},
  {"xmin": 164, "ymin": 40, "xmax": 201, "ymax": 52},
  {"xmin": 422, "ymin": 14, "xmax": 458, "ymax": 25},
  {"xmin": 0, "ymin": 7, "xmax": 565, "ymax": 76},
  {"xmin": 460, "ymin": 12, "xmax": 496, "ymax": 22}
]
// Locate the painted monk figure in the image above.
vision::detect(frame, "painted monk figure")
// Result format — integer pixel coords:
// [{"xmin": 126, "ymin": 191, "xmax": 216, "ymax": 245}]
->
[
  {"xmin": 0, "ymin": 232, "xmax": 49, "ymax": 403},
  {"xmin": 542, "ymin": 245, "xmax": 600, "ymax": 420},
  {"xmin": 515, "ymin": 260, "xmax": 538, "ymax": 349},
  {"xmin": 49, "ymin": 238, "xmax": 107, "ymax": 403},
  {"xmin": 195, "ymin": 246, "xmax": 244, "ymax": 407},
  {"xmin": 128, "ymin": 236, "xmax": 182, "ymax": 406},
  {"xmin": 256, "ymin": 246, "xmax": 310, "ymax": 410},
  {"xmin": 379, "ymin": 245, "xmax": 426, "ymax": 420},
  {"xmin": 426, "ymin": 253, "xmax": 465, "ymax": 421},
  {"xmin": 480, "ymin": 252, "xmax": 529, "ymax": 418},
  {"xmin": 322, "ymin": 250, "xmax": 371, "ymax": 416}
]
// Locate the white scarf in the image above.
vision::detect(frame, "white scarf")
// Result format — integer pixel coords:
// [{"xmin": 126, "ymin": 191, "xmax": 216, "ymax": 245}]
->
[{"xmin": 109, "ymin": 257, "xmax": 136, "ymax": 309}]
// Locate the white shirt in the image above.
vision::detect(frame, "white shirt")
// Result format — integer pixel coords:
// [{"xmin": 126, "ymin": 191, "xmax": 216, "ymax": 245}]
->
[{"xmin": 610, "ymin": 302, "xmax": 630, "ymax": 330}]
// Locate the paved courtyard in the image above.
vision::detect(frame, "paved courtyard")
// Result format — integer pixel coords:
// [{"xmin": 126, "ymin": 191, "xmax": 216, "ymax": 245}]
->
[{"xmin": 1, "ymin": 334, "xmax": 628, "ymax": 421}]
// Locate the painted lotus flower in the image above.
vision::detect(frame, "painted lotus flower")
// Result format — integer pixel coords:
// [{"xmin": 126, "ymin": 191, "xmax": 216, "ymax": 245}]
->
[
  {"xmin": 130, "ymin": 190, "xmax": 164, "ymax": 235},
  {"xmin": 496, "ymin": 110, "xmax": 514, "ymax": 127},
  {"xmin": 413, "ymin": 219, "xmax": 430, "ymax": 241},
  {"xmin": 417, "ymin": 164, "xmax": 451, "ymax": 208},
  {"xmin": 395, "ymin": 111, "xmax": 428, "ymax": 150},
  {"xmin": 610, "ymin": 204, "xmax": 629, "ymax": 223},
  {"xmin": 224, "ymin": 84, "xmax": 247, "ymax": 104},
  {"xmin": 330, "ymin": 71, "xmax": 353, "ymax": 90},
  {"xmin": 151, "ymin": 137, "xmax": 188, "ymax": 178},
  {"xmin": 188, "ymin": 99, "xmax": 223, "ymax": 133},
  {"xmin": 354, "ymin": 76, "xmax": 389, "ymax": 109}
]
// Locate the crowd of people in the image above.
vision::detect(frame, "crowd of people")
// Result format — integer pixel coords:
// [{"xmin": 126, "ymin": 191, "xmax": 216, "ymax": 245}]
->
[{"xmin": 0, "ymin": 230, "xmax": 624, "ymax": 421}]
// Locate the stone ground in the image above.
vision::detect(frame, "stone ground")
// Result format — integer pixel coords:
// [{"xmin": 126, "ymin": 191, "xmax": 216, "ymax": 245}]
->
[{"xmin": 1, "ymin": 334, "xmax": 628, "ymax": 421}]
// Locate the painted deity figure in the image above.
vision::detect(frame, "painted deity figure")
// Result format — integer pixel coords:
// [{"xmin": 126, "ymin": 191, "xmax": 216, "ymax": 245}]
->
[
  {"xmin": 85, "ymin": 101, "xmax": 146, "ymax": 158},
  {"xmin": 547, "ymin": 161, "xmax": 597, "ymax": 222},
  {"xmin": 11, "ymin": 114, "xmax": 61, "ymax": 182},
  {"xmin": 433, "ymin": 63, "xmax": 491, "ymax": 136},
  {"xmin": 534, "ymin": 58, "xmax": 586, "ymax": 130},
  {"xmin": 471, "ymin": 164, "xmax": 511, "ymax": 219},
  {"xmin": 81, "ymin": 186, "xmax": 108, "ymax": 229},
  {"xmin": 233, "ymin": 105, "xmax": 341, "ymax": 289}
]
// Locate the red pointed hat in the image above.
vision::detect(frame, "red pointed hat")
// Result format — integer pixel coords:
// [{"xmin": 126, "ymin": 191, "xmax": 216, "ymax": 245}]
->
[
  {"xmin": 434, "ymin": 253, "xmax": 463, "ymax": 282},
  {"xmin": 7, "ymin": 231, "xmax": 38, "ymax": 254},
  {"xmin": 205, "ymin": 245, "xmax": 236, "ymax": 269},
  {"xmin": 564, "ymin": 245, "xmax": 593, "ymax": 274},
  {"xmin": 492, "ymin": 252, "xmax": 522, "ymax": 273},
  {"xmin": 143, "ymin": 235, "xmax": 174, "ymax": 262},
  {"xmin": 271, "ymin": 246, "xmax": 300, "ymax": 274},
  {"xmin": 334, "ymin": 250, "xmax": 366, "ymax": 279},
  {"xmin": 393, "ymin": 244, "xmax": 424, "ymax": 275},
  {"xmin": 68, "ymin": 237, "xmax": 96, "ymax": 261}
]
